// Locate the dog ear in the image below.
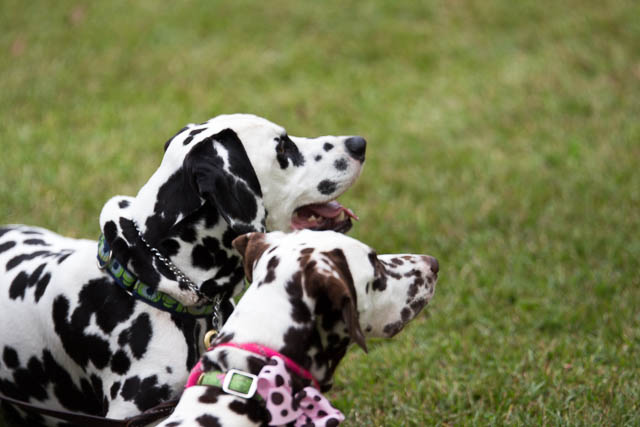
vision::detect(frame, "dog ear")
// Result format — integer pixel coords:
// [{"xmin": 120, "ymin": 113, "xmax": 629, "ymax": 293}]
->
[
  {"xmin": 232, "ymin": 232, "xmax": 269, "ymax": 283},
  {"xmin": 304, "ymin": 250, "xmax": 367, "ymax": 353},
  {"xmin": 184, "ymin": 128, "xmax": 266, "ymax": 234}
]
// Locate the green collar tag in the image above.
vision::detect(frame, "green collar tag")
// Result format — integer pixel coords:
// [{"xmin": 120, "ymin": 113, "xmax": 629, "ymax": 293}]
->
[{"xmin": 199, "ymin": 369, "xmax": 259, "ymax": 399}]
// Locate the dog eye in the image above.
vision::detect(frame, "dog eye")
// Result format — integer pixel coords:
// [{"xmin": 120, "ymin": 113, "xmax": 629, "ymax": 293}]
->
[{"xmin": 276, "ymin": 135, "xmax": 294, "ymax": 154}]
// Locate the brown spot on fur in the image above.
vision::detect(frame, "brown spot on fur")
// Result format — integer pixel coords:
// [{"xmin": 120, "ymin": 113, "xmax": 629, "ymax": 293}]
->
[
  {"xmin": 198, "ymin": 386, "xmax": 220, "ymax": 404},
  {"xmin": 383, "ymin": 321, "xmax": 404, "ymax": 337},
  {"xmin": 263, "ymin": 256, "xmax": 280, "ymax": 284},
  {"xmin": 368, "ymin": 252, "xmax": 388, "ymax": 291},
  {"xmin": 302, "ymin": 248, "xmax": 367, "ymax": 352}
]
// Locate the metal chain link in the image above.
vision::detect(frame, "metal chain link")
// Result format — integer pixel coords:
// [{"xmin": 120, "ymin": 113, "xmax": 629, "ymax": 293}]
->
[{"xmin": 132, "ymin": 221, "xmax": 215, "ymax": 304}]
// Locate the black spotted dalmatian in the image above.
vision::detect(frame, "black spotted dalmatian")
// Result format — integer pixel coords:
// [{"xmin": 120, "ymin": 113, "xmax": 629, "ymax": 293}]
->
[
  {"xmin": 158, "ymin": 229, "xmax": 438, "ymax": 426},
  {"xmin": 0, "ymin": 114, "xmax": 366, "ymax": 425}
]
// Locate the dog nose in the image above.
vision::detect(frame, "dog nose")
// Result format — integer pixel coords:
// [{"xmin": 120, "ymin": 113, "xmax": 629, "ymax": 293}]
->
[
  {"xmin": 425, "ymin": 256, "xmax": 439, "ymax": 274},
  {"xmin": 345, "ymin": 136, "xmax": 366, "ymax": 162}
]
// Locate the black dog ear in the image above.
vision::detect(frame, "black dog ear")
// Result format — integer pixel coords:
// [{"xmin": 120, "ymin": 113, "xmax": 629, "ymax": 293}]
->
[
  {"xmin": 232, "ymin": 232, "xmax": 269, "ymax": 283},
  {"xmin": 304, "ymin": 249, "xmax": 368, "ymax": 353},
  {"xmin": 184, "ymin": 128, "xmax": 266, "ymax": 234}
]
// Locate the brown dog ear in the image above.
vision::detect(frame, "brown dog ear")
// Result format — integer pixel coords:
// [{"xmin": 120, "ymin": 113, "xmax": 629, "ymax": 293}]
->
[
  {"xmin": 232, "ymin": 232, "xmax": 268, "ymax": 283},
  {"xmin": 305, "ymin": 249, "xmax": 368, "ymax": 353},
  {"xmin": 341, "ymin": 296, "xmax": 368, "ymax": 353}
]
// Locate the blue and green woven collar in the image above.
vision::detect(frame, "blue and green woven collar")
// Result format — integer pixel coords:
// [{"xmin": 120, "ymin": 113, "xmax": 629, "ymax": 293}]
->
[{"xmin": 97, "ymin": 234, "xmax": 216, "ymax": 318}]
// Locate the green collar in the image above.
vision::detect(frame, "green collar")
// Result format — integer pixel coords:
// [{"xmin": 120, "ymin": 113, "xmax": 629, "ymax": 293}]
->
[{"xmin": 97, "ymin": 234, "xmax": 218, "ymax": 318}]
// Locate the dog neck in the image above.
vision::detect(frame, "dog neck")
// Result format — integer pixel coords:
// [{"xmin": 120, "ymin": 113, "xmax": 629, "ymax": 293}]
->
[
  {"xmin": 99, "ymin": 194, "xmax": 245, "ymax": 307},
  {"xmin": 205, "ymin": 299, "xmax": 355, "ymax": 392},
  {"xmin": 202, "ymin": 340, "xmax": 322, "ymax": 393}
]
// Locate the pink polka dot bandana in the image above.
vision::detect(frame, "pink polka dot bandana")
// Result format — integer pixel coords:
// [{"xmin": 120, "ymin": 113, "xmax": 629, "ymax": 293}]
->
[{"xmin": 256, "ymin": 356, "xmax": 344, "ymax": 426}]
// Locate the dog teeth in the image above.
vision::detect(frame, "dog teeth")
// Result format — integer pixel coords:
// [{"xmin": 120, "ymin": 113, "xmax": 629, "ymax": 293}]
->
[
  {"xmin": 308, "ymin": 215, "xmax": 318, "ymax": 223},
  {"xmin": 337, "ymin": 211, "xmax": 346, "ymax": 221}
]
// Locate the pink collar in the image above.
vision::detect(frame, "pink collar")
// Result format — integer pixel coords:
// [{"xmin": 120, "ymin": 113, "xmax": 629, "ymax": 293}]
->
[{"xmin": 187, "ymin": 342, "xmax": 321, "ymax": 390}]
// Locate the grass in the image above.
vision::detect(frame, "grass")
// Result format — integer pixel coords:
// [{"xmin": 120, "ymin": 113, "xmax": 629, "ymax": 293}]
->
[{"xmin": 1, "ymin": 0, "xmax": 639, "ymax": 425}]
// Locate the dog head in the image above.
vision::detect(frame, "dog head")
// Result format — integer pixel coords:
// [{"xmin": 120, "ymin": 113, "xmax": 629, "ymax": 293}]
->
[
  {"xmin": 189, "ymin": 114, "xmax": 366, "ymax": 233},
  {"xmin": 147, "ymin": 113, "xmax": 365, "ymax": 240},
  {"xmin": 212, "ymin": 230, "xmax": 438, "ymax": 388}
]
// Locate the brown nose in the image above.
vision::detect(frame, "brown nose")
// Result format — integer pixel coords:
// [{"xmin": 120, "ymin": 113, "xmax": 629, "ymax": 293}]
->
[{"xmin": 425, "ymin": 256, "xmax": 439, "ymax": 274}]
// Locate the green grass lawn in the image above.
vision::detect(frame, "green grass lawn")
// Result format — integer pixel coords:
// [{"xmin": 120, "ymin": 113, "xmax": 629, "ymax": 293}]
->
[{"xmin": 1, "ymin": 0, "xmax": 639, "ymax": 425}]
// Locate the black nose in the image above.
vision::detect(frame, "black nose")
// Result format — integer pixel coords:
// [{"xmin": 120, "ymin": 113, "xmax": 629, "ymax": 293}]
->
[{"xmin": 345, "ymin": 136, "xmax": 366, "ymax": 162}]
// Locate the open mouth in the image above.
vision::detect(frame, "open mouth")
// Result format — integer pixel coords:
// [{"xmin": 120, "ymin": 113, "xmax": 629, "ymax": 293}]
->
[{"xmin": 292, "ymin": 200, "xmax": 358, "ymax": 233}]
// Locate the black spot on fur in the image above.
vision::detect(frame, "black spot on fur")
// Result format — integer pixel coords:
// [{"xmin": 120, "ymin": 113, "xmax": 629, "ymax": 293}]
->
[
  {"xmin": 110, "ymin": 382, "xmax": 121, "ymax": 399},
  {"xmin": 211, "ymin": 331, "xmax": 235, "ymax": 346},
  {"xmin": 182, "ymin": 128, "xmax": 207, "ymax": 146},
  {"xmin": 197, "ymin": 414, "xmax": 222, "ymax": 427},
  {"xmin": 142, "ymin": 167, "xmax": 203, "ymax": 247},
  {"xmin": 23, "ymin": 239, "xmax": 49, "ymax": 246},
  {"xmin": 20, "ymin": 230, "xmax": 43, "ymax": 235},
  {"xmin": 118, "ymin": 313, "xmax": 153, "ymax": 360},
  {"xmin": 334, "ymin": 158, "xmax": 348, "ymax": 171},
  {"xmin": 275, "ymin": 135, "xmax": 305, "ymax": 169},
  {"xmin": 104, "ymin": 220, "xmax": 118, "ymax": 242},
  {"xmin": 315, "ymin": 155, "xmax": 322, "ymax": 162},
  {"xmin": 164, "ymin": 126, "xmax": 189, "ymax": 151},
  {"xmin": 317, "ymin": 180, "xmax": 337, "ymax": 195},
  {"xmin": 0, "ymin": 241, "xmax": 16, "ymax": 254},
  {"xmin": 53, "ymin": 278, "xmax": 136, "ymax": 370},
  {"xmin": 169, "ymin": 314, "xmax": 202, "ymax": 370},
  {"xmin": 3, "ymin": 347, "xmax": 19, "ymax": 369},
  {"xmin": 192, "ymin": 244, "xmax": 215, "ymax": 269},
  {"xmin": 0, "ymin": 226, "xmax": 15, "ymax": 239},
  {"xmin": 38, "ymin": 350, "xmax": 105, "ymax": 414},
  {"xmin": 323, "ymin": 143, "xmax": 334, "ymax": 152},
  {"xmin": 110, "ymin": 350, "xmax": 131, "ymax": 375},
  {"xmin": 0, "ymin": 351, "xmax": 50, "ymax": 404},
  {"xmin": 120, "ymin": 374, "xmax": 171, "ymax": 411},
  {"xmin": 9, "ymin": 263, "xmax": 51, "ymax": 302},
  {"xmin": 221, "ymin": 228, "xmax": 237, "ymax": 249},
  {"xmin": 183, "ymin": 128, "xmax": 206, "ymax": 146},
  {"xmin": 53, "ymin": 295, "xmax": 112, "ymax": 370},
  {"xmin": 161, "ymin": 238, "xmax": 181, "ymax": 257},
  {"xmin": 118, "ymin": 200, "xmax": 130, "ymax": 209},
  {"xmin": 6, "ymin": 250, "xmax": 73, "ymax": 271}
]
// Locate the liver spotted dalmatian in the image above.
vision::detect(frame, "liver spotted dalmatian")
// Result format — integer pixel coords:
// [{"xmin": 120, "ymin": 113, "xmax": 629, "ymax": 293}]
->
[{"xmin": 158, "ymin": 230, "xmax": 438, "ymax": 426}]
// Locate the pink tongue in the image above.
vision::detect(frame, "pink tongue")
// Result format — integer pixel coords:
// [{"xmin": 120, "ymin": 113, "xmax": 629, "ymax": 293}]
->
[{"xmin": 306, "ymin": 201, "xmax": 359, "ymax": 220}]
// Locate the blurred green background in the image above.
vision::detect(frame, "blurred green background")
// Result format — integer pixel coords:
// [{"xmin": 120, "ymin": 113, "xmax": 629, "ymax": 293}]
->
[{"xmin": 1, "ymin": 0, "xmax": 639, "ymax": 425}]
